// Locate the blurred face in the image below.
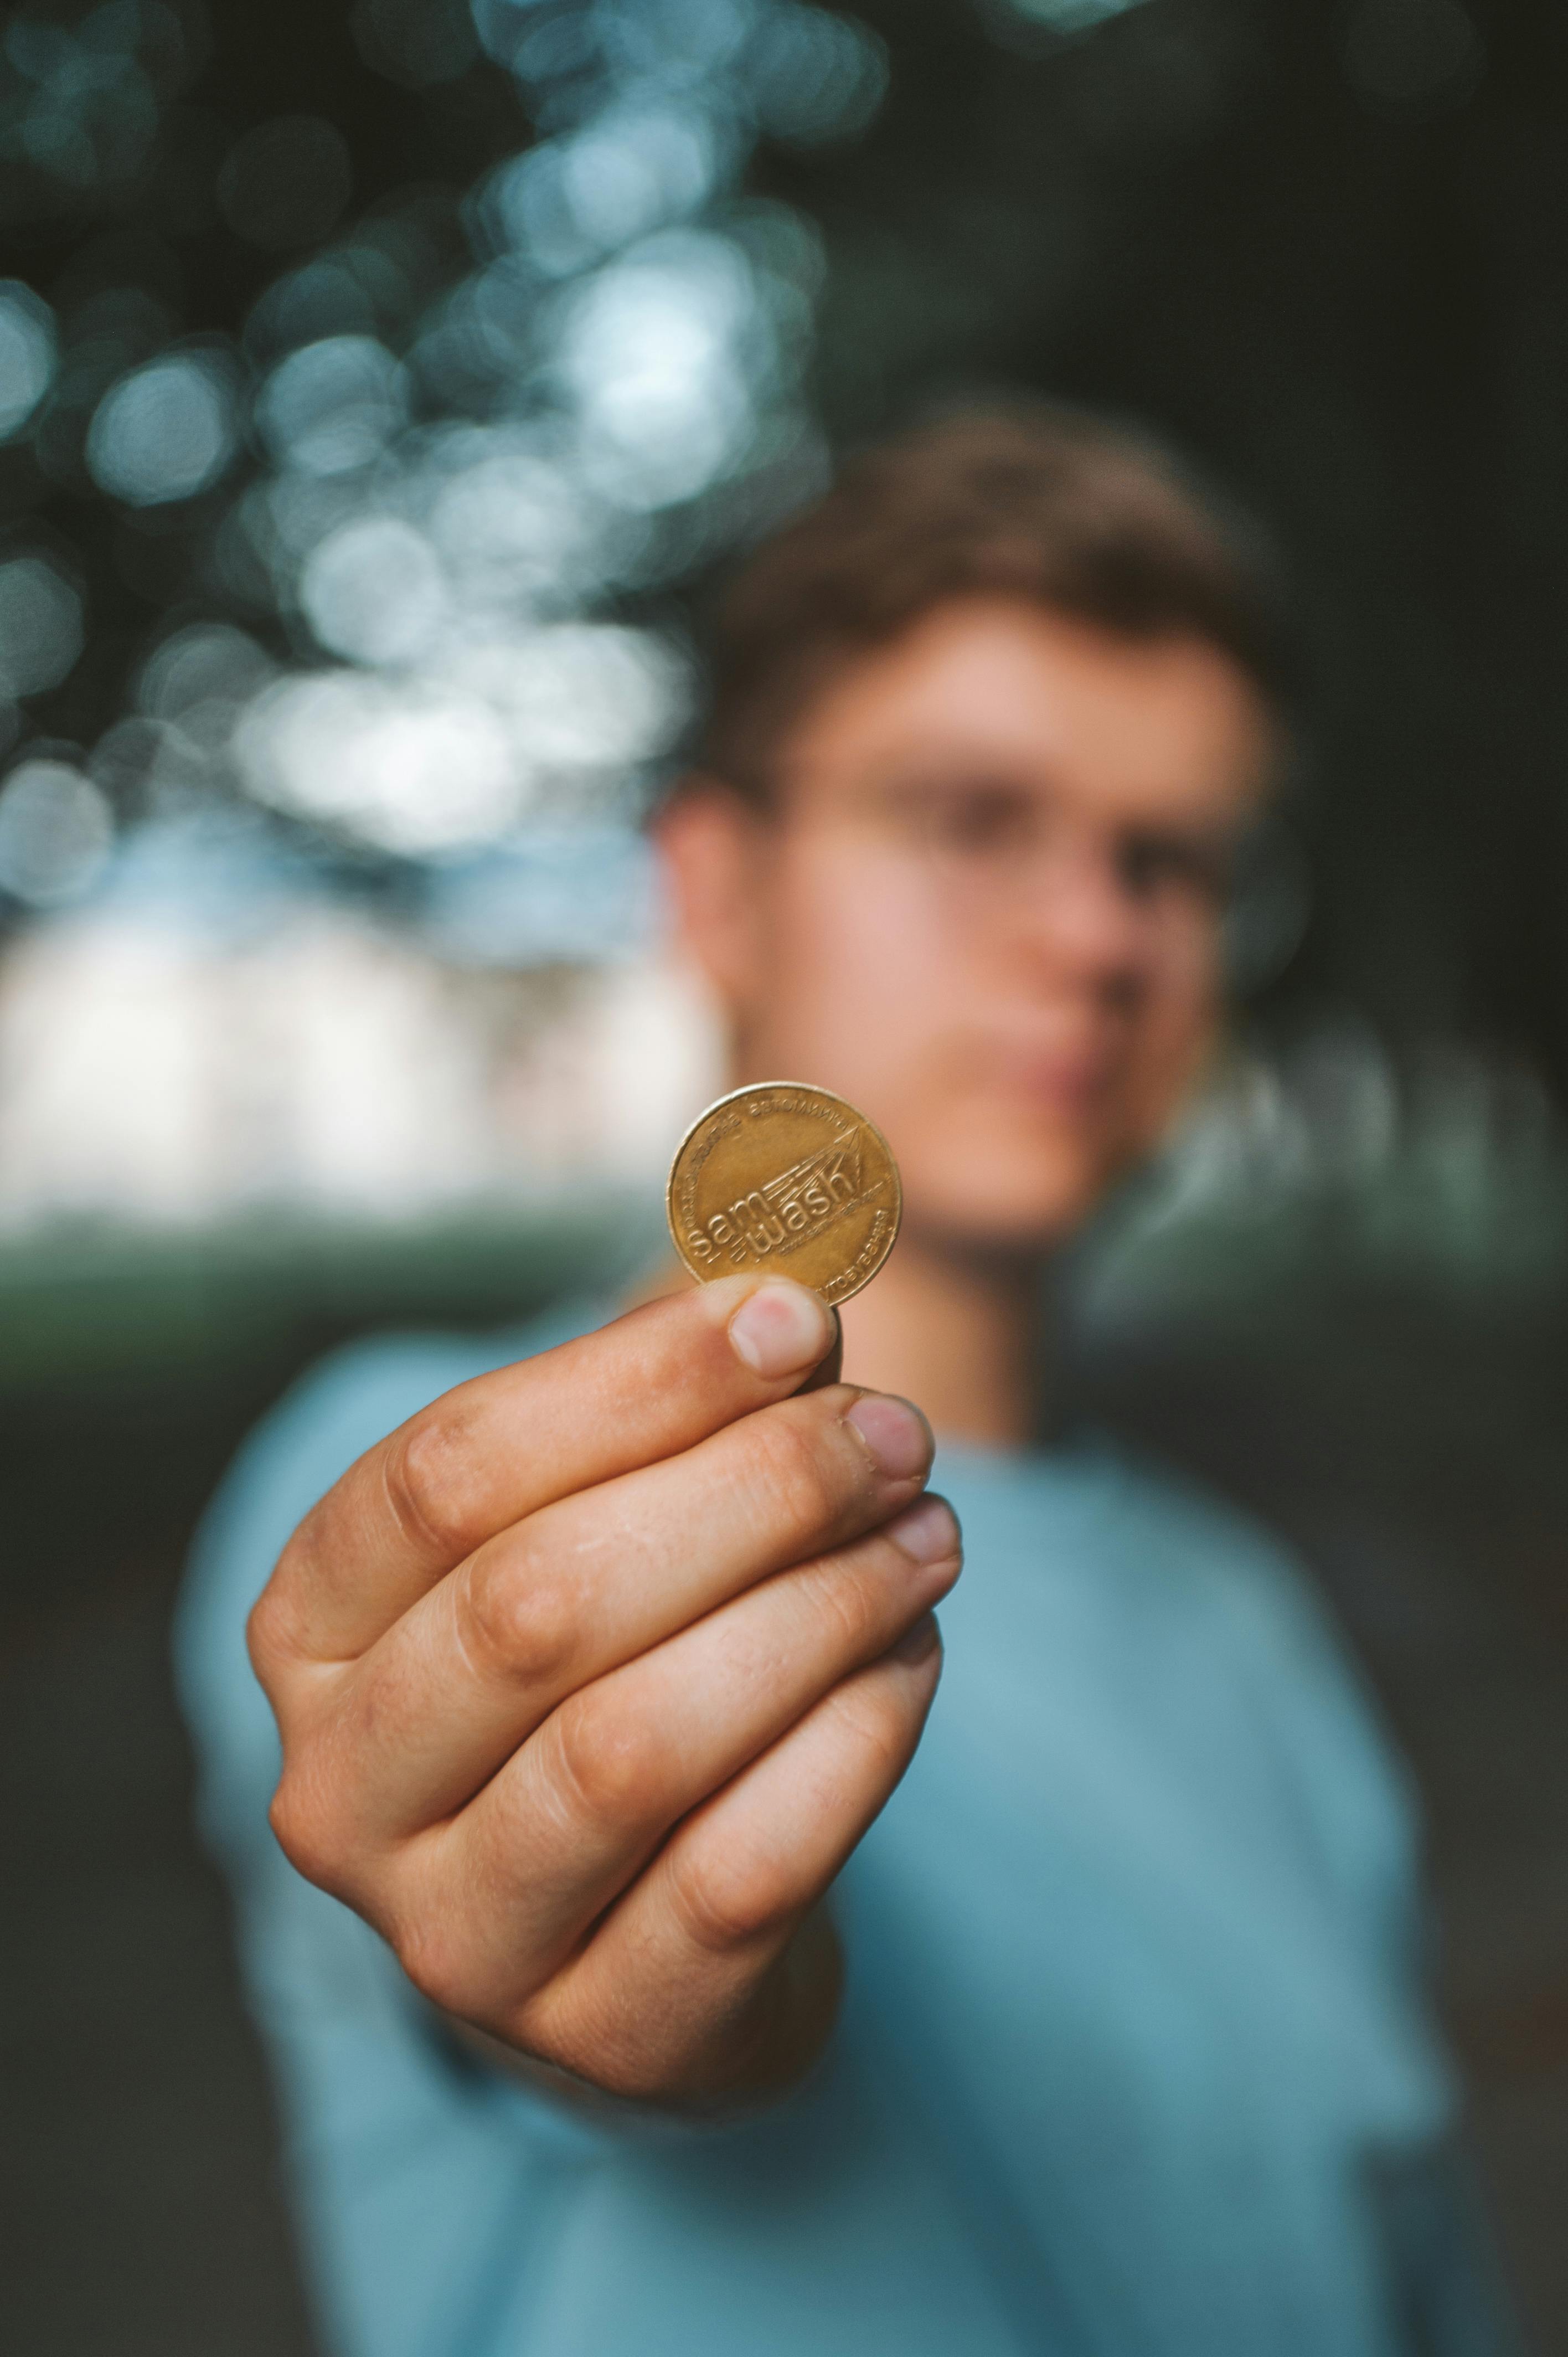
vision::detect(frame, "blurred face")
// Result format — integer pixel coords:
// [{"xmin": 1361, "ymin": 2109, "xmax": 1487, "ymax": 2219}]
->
[{"xmin": 659, "ymin": 596, "xmax": 1275, "ymax": 1254}]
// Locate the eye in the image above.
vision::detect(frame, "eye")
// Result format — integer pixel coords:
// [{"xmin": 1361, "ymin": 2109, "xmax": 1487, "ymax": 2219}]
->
[
  {"xmin": 916, "ymin": 784, "xmax": 1038, "ymax": 860},
  {"xmin": 1116, "ymin": 831, "xmax": 1231, "ymax": 904}
]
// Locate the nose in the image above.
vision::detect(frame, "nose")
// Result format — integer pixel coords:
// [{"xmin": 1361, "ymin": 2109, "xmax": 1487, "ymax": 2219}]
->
[{"xmin": 1005, "ymin": 835, "xmax": 1154, "ymax": 1001}]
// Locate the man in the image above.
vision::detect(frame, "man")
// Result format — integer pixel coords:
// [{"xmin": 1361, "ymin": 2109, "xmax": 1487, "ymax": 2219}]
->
[{"xmin": 178, "ymin": 410, "xmax": 1508, "ymax": 2355}]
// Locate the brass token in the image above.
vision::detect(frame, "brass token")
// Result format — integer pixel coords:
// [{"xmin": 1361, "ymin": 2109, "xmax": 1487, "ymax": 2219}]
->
[{"xmin": 667, "ymin": 1082, "xmax": 902, "ymax": 1306}]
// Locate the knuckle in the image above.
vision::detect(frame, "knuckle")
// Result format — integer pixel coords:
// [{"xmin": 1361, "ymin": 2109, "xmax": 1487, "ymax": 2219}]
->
[
  {"xmin": 834, "ymin": 1679, "xmax": 919, "ymax": 1783},
  {"xmin": 246, "ymin": 1543, "xmax": 321, "ymax": 1684},
  {"xmin": 512, "ymin": 1998, "xmax": 661, "ymax": 2103},
  {"xmin": 267, "ymin": 1767, "xmax": 345, "ymax": 1894},
  {"xmin": 670, "ymin": 1845, "xmax": 798, "ymax": 1955},
  {"xmin": 394, "ymin": 1917, "xmax": 480, "ymax": 2019},
  {"xmin": 801, "ymin": 1551, "xmax": 884, "ymax": 1659},
  {"xmin": 510, "ymin": 1987, "xmax": 602, "ymax": 2072},
  {"xmin": 385, "ymin": 1407, "xmax": 489, "ymax": 1561},
  {"xmin": 245, "ymin": 1580, "xmax": 291, "ymax": 1684},
  {"xmin": 750, "ymin": 1408, "xmax": 847, "ymax": 1541},
  {"xmin": 548, "ymin": 1692, "xmax": 667, "ymax": 1829},
  {"xmin": 456, "ymin": 1545, "xmax": 578, "ymax": 1688}
]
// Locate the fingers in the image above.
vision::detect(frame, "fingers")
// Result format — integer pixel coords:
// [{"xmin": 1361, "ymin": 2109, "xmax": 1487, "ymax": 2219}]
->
[
  {"xmin": 249, "ymin": 1267, "xmax": 951, "ymax": 2109},
  {"xmin": 252, "ymin": 1274, "xmax": 839, "ymax": 1669},
  {"xmin": 501, "ymin": 1617, "xmax": 946, "ymax": 2099},
  {"xmin": 380, "ymin": 1494, "xmax": 958, "ymax": 2007},
  {"xmin": 277, "ymin": 1478, "xmax": 955, "ymax": 1950},
  {"xmin": 298, "ymin": 1383, "xmax": 935, "ymax": 1839}
]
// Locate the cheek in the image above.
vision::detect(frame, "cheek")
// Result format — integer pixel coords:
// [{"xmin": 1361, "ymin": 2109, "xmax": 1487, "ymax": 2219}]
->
[
  {"xmin": 753, "ymin": 851, "xmax": 947, "ymax": 1093},
  {"xmin": 1125, "ymin": 952, "xmax": 1222, "ymax": 1131}
]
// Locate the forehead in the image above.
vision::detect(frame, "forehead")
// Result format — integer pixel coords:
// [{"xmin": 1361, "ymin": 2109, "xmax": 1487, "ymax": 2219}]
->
[{"xmin": 778, "ymin": 596, "xmax": 1277, "ymax": 829}]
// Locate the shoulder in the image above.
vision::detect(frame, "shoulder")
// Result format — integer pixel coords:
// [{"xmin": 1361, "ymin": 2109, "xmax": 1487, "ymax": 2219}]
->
[{"xmin": 173, "ymin": 1297, "xmax": 608, "ymax": 1859}]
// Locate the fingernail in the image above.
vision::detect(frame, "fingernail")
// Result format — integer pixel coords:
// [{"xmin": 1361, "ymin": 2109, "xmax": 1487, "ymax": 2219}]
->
[
  {"xmin": 886, "ymin": 1495, "xmax": 960, "ymax": 1565},
  {"xmin": 890, "ymin": 1613, "xmax": 941, "ymax": 1667},
  {"xmin": 728, "ymin": 1281, "xmax": 833, "ymax": 1380},
  {"xmin": 844, "ymin": 1394, "xmax": 932, "ymax": 1482}
]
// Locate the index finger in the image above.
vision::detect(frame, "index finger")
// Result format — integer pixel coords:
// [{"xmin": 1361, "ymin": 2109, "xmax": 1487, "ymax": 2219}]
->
[{"xmin": 254, "ymin": 1274, "xmax": 839, "ymax": 1667}]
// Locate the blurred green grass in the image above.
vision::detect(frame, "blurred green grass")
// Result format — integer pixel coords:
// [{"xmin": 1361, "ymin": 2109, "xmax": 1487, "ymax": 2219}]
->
[{"xmin": 0, "ymin": 1200, "xmax": 642, "ymax": 1399}]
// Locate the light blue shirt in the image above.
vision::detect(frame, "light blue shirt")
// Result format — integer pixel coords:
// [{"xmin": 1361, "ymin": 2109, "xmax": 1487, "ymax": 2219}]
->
[{"xmin": 175, "ymin": 1304, "xmax": 1510, "ymax": 2357}]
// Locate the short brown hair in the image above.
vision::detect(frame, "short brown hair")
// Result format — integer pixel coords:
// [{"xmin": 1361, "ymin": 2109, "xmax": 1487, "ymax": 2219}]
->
[{"xmin": 696, "ymin": 404, "xmax": 1289, "ymax": 797}]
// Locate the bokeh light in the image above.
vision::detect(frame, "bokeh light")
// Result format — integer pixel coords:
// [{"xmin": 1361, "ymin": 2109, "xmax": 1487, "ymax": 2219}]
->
[
  {"xmin": 215, "ymin": 115, "xmax": 353, "ymax": 252},
  {"xmin": 553, "ymin": 233, "xmax": 760, "ymax": 506},
  {"xmin": 85, "ymin": 351, "xmax": 238, "ymax": 504},
  {"xmin": 745, "ymin": 4, "xmax": 889, "ymax": 142},
  {"xmin": 158, "ymin": 0, "xmax": 884, "ymax": 867},
  {"xmin": 298, "ymin": 516, "xmax": 449, "ymax": 666},
  {"xmin": 0, "ymin": 553, "xmax": 84, "ymax": 699},
  {"xmin": 254, "ymin": 333, "xmax": 406, "ymax": 476},
  {"xmin": 0, "ymin": 758, "xmax": 114, "ymax": 904},
  {"xmin": 234, "ymin": 614, "xmax": 687, "ymax": 853},
  {"xmin": 137, "ymin": 621, "xmax": 276, "ymax": 725},
  {"xmin": 0, "ymin": 282, "xmax": 56, "ymax": 438},
  {"xmin": 3, "ymin": 1, "xmax": 166, "ymax": 194},
  {"xmin": 351, "ymin": 0, "xmax": 481, "ymax": 90},
  {"xmin": 432, "ymin": 621, "xmax": 689, "ymax": 783},
  {"xmin": 479, "ymin": 106, "xmax": 721, "ymax": 273},
  {"xmin": 234, "ymin": 668, "xmax": 518, "ymax": 852},
  {"xmin": 427, "ymin": 445, "xmax": 600, "ymax": 611}
]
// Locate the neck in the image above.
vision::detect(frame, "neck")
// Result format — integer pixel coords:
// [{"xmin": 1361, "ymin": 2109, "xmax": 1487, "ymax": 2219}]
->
[{"xmin": 836, "ymin": 1232, "xmax": 1051, "ymax": 1450}]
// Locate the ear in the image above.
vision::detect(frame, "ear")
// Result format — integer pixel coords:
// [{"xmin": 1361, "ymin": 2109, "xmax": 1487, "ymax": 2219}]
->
[{"xmin": 651, "ymin": 778, "xmax": 770, "ymax": 1009}]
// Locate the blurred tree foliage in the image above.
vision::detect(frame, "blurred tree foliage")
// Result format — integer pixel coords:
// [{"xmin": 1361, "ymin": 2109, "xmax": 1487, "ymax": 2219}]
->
[{"xmin": 4, "ymin": 0, "xmax": 1568, "ymax": 1093}]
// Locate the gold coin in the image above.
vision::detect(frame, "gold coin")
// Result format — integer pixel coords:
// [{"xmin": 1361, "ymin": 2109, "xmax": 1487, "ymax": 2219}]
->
[{"xmin": 667, "ymin": 1081, "xmax": 902, "ymax": 1306}]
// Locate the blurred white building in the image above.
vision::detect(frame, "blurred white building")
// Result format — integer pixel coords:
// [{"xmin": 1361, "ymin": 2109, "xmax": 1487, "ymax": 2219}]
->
[{"xmin": 0, "ymin": 896, "xmax": 721, "ymax": 1232}]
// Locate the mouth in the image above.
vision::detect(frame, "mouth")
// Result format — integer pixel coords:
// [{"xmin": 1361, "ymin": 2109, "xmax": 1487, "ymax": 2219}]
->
[{"xmin": 960, "ymin": 1031, "xmax": 1124, "ymax": 1119}]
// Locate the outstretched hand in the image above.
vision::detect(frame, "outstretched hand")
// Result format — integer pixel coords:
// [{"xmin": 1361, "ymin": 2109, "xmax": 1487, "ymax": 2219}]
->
[{"xmin": 247, "ymin": 1274, "xmax": 960, "ymax": 2107}]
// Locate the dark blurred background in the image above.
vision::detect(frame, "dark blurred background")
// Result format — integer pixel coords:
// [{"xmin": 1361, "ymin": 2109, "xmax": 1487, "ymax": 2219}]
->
[{"xmin": 4, "ymin": 1, "xmax": 1568, "ymax": 2349}]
